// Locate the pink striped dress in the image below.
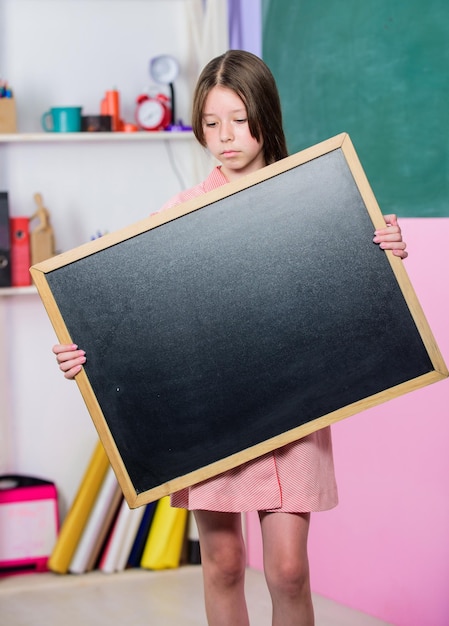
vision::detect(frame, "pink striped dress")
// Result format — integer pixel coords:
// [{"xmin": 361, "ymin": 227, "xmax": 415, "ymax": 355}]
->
[{"xmin": 160, "ymin": 167, "xmax": 338, "ymax": 513}]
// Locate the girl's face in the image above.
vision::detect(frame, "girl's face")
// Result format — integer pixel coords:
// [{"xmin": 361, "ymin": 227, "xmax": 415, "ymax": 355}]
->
[{"xmin": 202, "ymin": 86, "xmax": 266, "ymax": 182}]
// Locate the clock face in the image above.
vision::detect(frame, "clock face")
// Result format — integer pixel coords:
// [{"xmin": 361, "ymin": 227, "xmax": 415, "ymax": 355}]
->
[
  {"xmin": 136, "ymin": 99, "xmax": 165, "ymax": 130},
  {"xmin": 150, "ymin": 55, "xmax": 179, "ymax": 84}
]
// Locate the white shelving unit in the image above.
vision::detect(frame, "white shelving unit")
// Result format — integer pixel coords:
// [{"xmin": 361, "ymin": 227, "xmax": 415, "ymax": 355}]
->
[
  {"xmin": 0, "ymin": 125, "xmax": 211, "ymax": 491},
  {"xmin": 0, "ymin": 129, "xmax": 198, "ymax": 295},
  {"xmin": 0, "ymin": 131, "xmax": 195, "ymax": 143},
  {"xmin": 0, "ymin": 0, "xmax": 218, "ymax": 520},
  {"xmin": 0, "ymin": 0, "xmax": 239, "ymax": 600},
  {"xmin": 0, "ymin": 286, "xmax": 37, "ymax": 296}
]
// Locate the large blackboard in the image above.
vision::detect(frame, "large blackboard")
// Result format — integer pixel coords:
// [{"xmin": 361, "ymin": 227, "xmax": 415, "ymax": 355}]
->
[
  {"xmin": 31, "ymin": 134, "xmax": 447, "ymax": 507},
  {"xmin": 263, "ymin": 0, "xmax": 449, "ymax": 217}
]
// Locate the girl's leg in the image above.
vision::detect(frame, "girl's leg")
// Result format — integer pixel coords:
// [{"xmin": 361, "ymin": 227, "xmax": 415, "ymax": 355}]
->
[
  {"xmin": 259, "ymin": 511, "xmax": 314, "ymax": 626},
  {"xmin": 194, "ymin": 510, "xmax": 250, "ymax": 626}
]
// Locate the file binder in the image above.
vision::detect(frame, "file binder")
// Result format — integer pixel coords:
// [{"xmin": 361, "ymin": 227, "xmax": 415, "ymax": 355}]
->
[
  {"xmin": 10, "ymin": 216, "xmax": 31, "ymax": 286},
  {"xmin": 0, "ymin": 192, "xmax": 11, "ymax": 287}
]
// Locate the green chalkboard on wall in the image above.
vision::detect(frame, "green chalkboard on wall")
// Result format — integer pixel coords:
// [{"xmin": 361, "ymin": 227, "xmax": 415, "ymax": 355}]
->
[{"xmin": 262, "ymin": 0, "xmax": 448, "ymax": 217}]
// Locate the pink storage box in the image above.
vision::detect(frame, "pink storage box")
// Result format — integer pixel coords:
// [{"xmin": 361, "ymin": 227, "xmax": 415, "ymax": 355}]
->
[{"xmin": 0, "ymin": 475, "xmax": 59, "ymax": 576}]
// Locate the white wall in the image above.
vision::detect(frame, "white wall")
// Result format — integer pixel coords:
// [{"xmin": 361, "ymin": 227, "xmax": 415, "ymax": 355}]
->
[
  {"xmin": 0, "ymin": 0, "xmax": 214, "ymax": 517},
  {"xmin": 1, "ymin": 0, "xmax": 214, "ymax": 248}
]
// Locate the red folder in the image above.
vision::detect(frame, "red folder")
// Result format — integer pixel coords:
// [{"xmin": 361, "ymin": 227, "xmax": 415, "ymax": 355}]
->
[{"xmin": 10, "ymin": 217, "xmax": 31, "ymax": 286}]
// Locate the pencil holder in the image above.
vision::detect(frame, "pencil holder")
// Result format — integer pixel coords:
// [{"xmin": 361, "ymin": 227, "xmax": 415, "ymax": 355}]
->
[{"xmin": 0, "ymin": 97, "xmax": 17, "ymax": 133}]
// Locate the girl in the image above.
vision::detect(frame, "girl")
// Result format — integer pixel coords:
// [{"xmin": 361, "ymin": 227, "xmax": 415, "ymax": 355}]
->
[{"xmin": 53, "ymin": 51, "xmax": 408, "ymax": 626}]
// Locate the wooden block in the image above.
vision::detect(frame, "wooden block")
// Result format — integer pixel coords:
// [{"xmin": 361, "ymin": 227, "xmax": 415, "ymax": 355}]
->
[{"xmin": 0, "ymin": 98, "xmax": 17, "ymax": 133}]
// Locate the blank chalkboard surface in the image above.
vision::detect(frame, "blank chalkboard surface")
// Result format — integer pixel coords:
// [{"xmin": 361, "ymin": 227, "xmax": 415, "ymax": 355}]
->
[
  {"xmin": 31, "ymin": 134, "xmax": 447, "ymax": 507},
  {"xmin": 263, "ymin": 0, "xmax": 449, "ymax": 217}
]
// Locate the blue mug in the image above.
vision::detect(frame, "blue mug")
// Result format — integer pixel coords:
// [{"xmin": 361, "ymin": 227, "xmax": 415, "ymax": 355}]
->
[{"xmin": 42, "ymin": 106, "xmax": 82, "ymax": 132}]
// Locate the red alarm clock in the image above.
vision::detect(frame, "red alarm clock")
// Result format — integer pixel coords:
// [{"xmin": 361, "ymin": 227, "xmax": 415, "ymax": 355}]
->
[{"xmin": 135, "ymin": 93, "xmax": 171, "ymax": 131}]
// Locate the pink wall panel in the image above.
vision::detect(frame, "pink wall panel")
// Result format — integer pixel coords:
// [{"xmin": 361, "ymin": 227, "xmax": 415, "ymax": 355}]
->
[{"xmin": 247, "ymin": 218, "xmax": 449, "ymax": 625}]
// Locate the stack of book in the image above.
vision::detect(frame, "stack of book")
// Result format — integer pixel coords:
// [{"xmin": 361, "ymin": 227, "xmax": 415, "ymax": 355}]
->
[{"xmin": 48, "ymin": 441, "xmax": 200, "ymax": 575}]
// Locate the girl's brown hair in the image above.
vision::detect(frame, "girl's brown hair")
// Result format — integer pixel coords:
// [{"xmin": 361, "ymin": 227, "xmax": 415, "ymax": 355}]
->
[{"xmin": 192, "ymin": 50, "xmax": 288, "ymax": 166}]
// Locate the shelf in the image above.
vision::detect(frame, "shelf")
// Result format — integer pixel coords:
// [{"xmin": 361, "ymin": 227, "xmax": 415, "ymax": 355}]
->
[
  {"xmin": 0, "ymin": 286, "xmax": 37, "ymax": 296},
  {"xmin": 0, "ymin": 131, "xmax": 195, "ymax": 144}
]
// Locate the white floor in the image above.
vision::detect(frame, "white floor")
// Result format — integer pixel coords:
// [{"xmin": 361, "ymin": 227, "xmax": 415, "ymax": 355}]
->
[{"xmin": 0, "ymin": 566, "xmax": 393, "ymax": 626}]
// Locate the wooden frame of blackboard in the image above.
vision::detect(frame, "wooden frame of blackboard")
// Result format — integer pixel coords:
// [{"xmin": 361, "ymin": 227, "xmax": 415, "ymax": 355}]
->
[{"xmin": 31, "ymin": 133, "xmax": 448, "ymax": 508}]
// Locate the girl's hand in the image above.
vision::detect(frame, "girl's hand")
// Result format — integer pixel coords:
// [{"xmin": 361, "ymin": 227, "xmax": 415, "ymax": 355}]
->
[
  {"xmin": 52, "ymin": 343, "xmax": 86, "ymax": 380},
  {"xmin": 373, "ymin": 214, "xmax": 408, "ymax": 259}
]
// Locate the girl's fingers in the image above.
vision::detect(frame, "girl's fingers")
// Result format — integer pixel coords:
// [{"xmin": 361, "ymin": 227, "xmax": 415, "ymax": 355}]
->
[
  {"xmin": 52, "ymin": 344, "xmax": 86, "ymax": 379},
  {"xmin": 53, "ymin": 344, "xmax": 85, "ymax": 363},
  {"xmin": 52, "ymin": 343, "xmax": 78, "ymax": 356},
  {"xmin": 62, "ymin": 364, "xmax": 84, "ymax": 380}
]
